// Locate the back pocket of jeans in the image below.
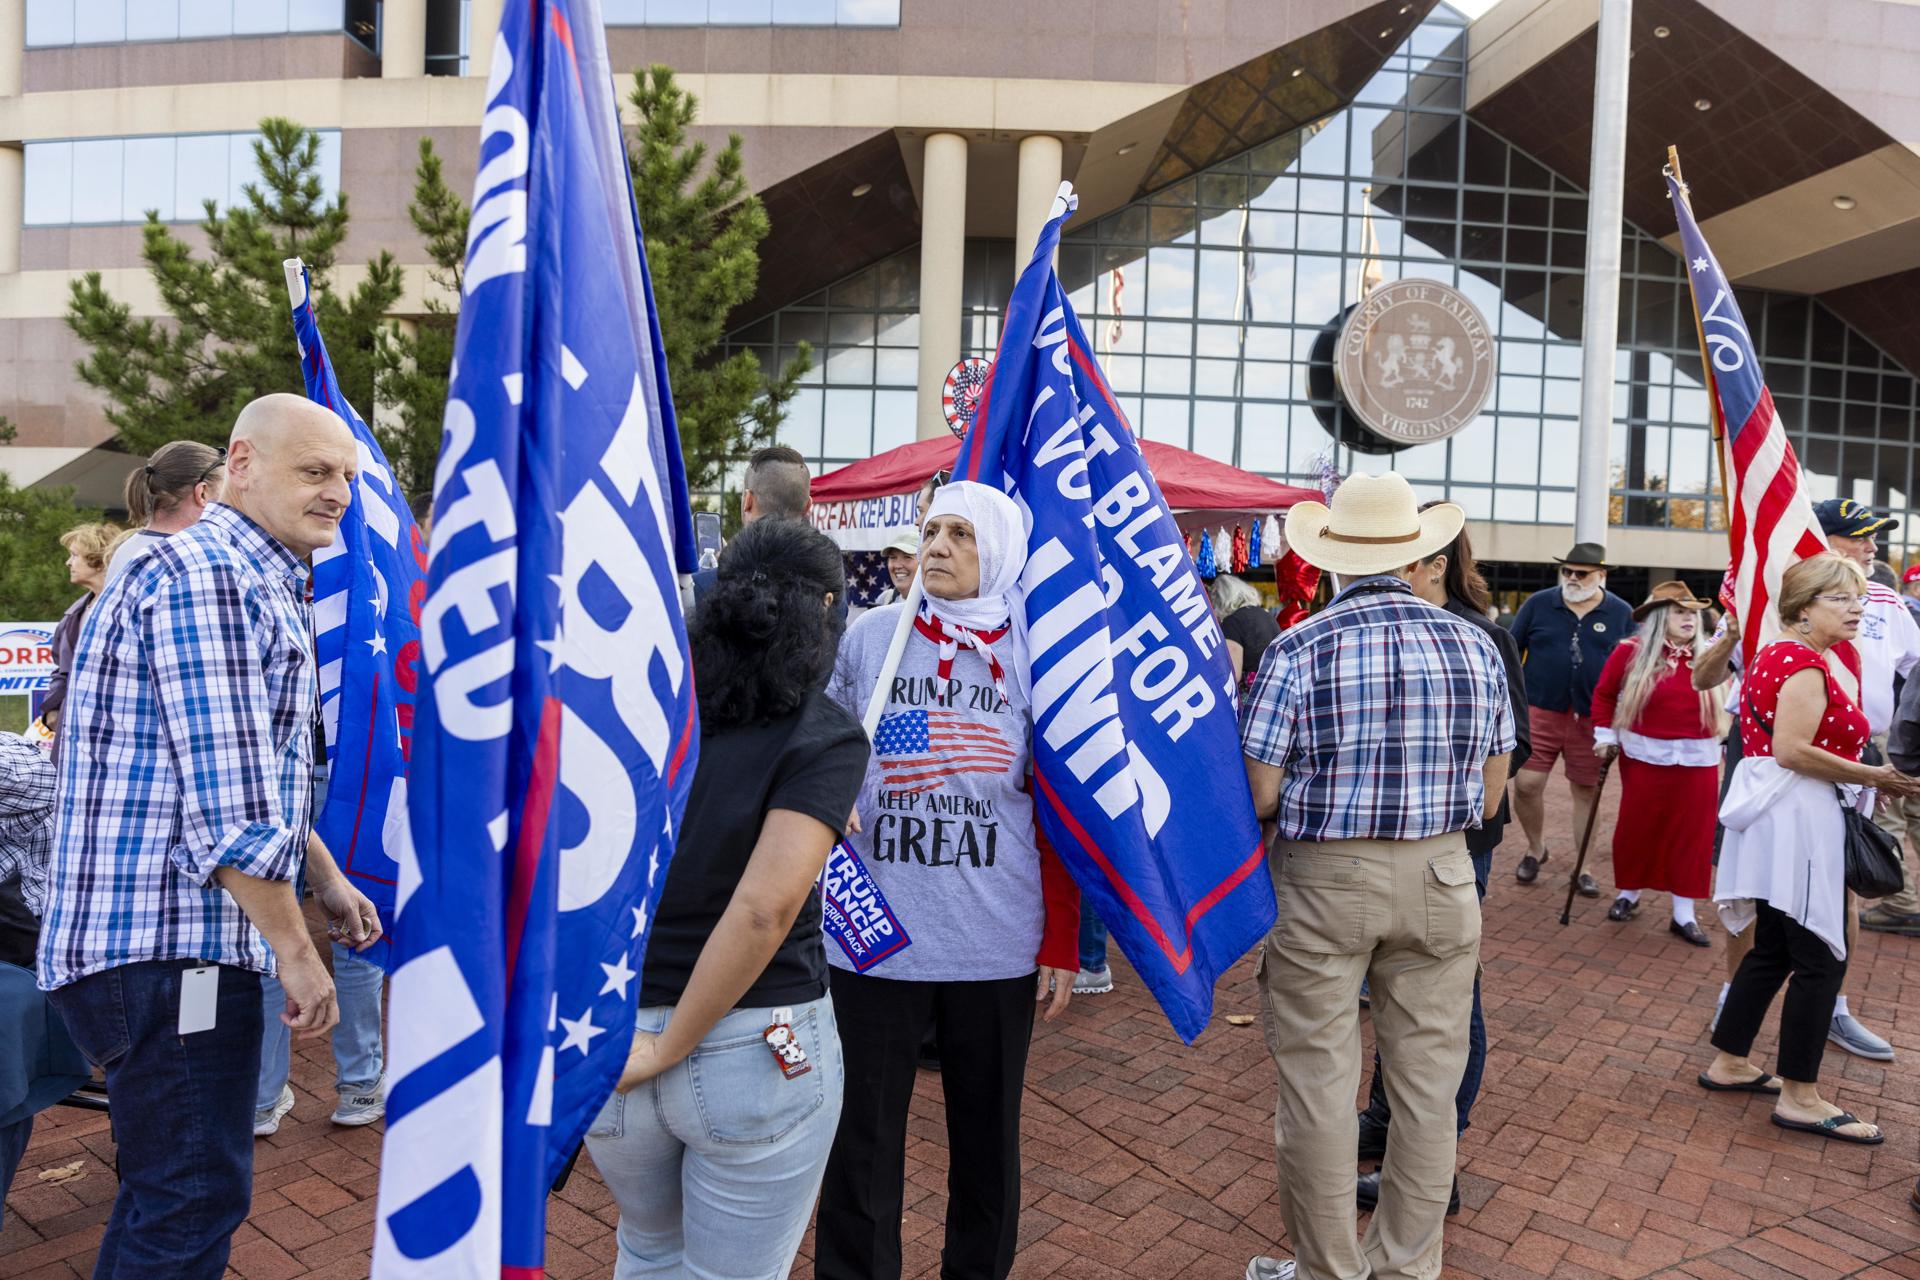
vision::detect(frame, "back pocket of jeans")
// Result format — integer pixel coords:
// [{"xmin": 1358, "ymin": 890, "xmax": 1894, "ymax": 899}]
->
[
  {"xmin": 587, "ymin": 1088, "xmax": 626, "ymax": 1141},
  {"xmin": 687, "ymin": 1008, "xmax": 827, "ymax": 1147}
]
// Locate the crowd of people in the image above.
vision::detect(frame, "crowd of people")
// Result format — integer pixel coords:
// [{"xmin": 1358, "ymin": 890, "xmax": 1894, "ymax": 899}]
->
[{"xmin": 4, "ymin": 399, "xmax": 1920, "ymax": 1280}]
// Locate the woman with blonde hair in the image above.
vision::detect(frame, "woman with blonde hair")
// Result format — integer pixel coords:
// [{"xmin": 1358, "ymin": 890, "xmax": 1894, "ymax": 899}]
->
[
  {"xmin": 1703, "ymin": 553, "xmax": 1920, "ymax": 1142},
  {"xmin": 1591, "ymin": 582, "xmax": 1728, "ymax": 944},
  {"xmin": 41, "ymin": 522, "xmax": 120, "ymax": 743}
]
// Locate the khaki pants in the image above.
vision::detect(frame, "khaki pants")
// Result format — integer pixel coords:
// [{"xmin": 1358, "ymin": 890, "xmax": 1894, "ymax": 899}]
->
[
  {"xmin": 1259, "ymin": 833, "xmax": 1480, "ymax": 1280},
  {"xmin": 1871, "ymin": 794, "xmax": 1920, "ymax": 914}
]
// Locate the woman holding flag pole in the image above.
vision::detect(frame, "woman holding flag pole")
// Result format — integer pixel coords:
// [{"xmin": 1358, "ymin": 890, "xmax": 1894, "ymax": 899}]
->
[{"xmin": 815, "ymin": 479, "xmax": 1080, "ymax": 1280}]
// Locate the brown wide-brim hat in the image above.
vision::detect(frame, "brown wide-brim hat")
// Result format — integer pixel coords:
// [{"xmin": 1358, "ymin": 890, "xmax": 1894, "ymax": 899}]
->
[
  {"xmin": 1632, "ymin": 579, "xmax": 1712, "ymax": 622},
  {"xmin": 1284, "ymin": 472, "xmax": 1464, "ymax": 578}
]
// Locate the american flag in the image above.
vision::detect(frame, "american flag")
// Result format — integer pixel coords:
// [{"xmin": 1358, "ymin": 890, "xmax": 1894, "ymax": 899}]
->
[
  {"xmin": 1668, "ymin": 170, "xmax": 1826, "ymax": 668},
  {"xmin": 873, "ymin": 708, "xmax": 1016, "ymax": 792},
  {"xmin": 844, "ymin": 551, "xmax": 892, "ymax": 606}
]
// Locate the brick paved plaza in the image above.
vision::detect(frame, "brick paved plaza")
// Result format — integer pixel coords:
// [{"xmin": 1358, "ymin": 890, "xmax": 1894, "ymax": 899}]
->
[{"xmin": 7, "ymin": 781, "xmax": 1920, "ymax": 1279}]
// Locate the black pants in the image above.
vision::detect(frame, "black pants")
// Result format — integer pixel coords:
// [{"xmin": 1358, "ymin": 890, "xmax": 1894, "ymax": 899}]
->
[
  {"xmin": 815, "ymin": 967, "xmax": 1035, "ymax": 1280},
  {"xmin": 1711, "ymin": 900, "xmax": 1847, "ymax": 1082}
]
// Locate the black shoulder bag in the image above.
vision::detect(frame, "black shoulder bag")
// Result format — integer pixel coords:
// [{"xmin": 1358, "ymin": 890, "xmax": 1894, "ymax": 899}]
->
[{"xmin": 1744, "ymin": 687, "xmax": 1904, "ymax": 898}]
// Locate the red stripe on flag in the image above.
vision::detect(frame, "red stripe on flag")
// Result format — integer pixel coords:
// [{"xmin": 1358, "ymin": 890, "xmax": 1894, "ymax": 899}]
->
[{"xmin": 504, "ymin": 696, "xmax": 562, "ymax": 991}]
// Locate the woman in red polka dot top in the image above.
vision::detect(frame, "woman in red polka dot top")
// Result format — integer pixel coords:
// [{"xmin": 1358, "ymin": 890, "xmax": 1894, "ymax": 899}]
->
[{"xmin": 1705, "ymin": 553, "xmax": 1920, "ymax": 1145}]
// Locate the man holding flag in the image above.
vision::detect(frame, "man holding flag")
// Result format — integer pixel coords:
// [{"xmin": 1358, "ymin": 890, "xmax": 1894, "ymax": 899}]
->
[{"xmin": 372, "ymin": 0, "xmax": 700, "ymax": 1276}]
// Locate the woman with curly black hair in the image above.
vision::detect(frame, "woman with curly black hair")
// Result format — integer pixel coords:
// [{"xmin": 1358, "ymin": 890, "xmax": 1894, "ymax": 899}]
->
[{"xmin": 587, "ymin": 517, "xmax": 871, "ymax": 1280}]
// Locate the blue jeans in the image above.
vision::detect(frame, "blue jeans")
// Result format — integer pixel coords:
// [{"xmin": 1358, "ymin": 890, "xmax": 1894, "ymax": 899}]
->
[
  {"xmin": 585, "ymin": 998, "xmax": 843, "ymax": 1280},
  {"xmin": 256, "ymin": 942, "xmax": 384, "ymax": 1109},
  {"xmin": 48, "ymin": 960, "xmax": 263, "ymax": 1279},
  {"xmin": 1365, "ymin": 844, "xmax": 1491, "ymax": 1135},
  {"xmin": 1078, "ymin": 909, "xmax": 1108, "ymax": 972},
  {"xmin": 0, "ymin": 1115, "xmax": 29, "ymax": 1233}
]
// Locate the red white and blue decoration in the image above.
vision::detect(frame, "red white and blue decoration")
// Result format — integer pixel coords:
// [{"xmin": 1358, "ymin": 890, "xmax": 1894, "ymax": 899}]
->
[
  {"xmin": 373, "ymin": 1, "xmax": 700, "ymax": 1275},
  {"xmin": 942, "ymin": 356, "xmax": 992, "ymax": 437},
  {"xmin": 290, "ymin": 262, "xmax": 420, "ymax": 973},
  {"xmin": 953, "ymin": 183, "xmax": 1276, "ymax": 1042}
]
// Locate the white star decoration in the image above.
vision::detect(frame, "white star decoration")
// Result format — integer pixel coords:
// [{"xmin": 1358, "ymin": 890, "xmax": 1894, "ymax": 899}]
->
[
  {"xmin": 558, "ymin": 1008, "xmax": 606, "ymax": 1055},
  {"xmin": 599, "ymin": 953, "xmax": 638, "ymax": 999},
  {"xmin": 1691, "ymin": 256, "xmax": 1709, "ymax": 273},
  {"xmin": 366, "ymin": 630, "xmax": 387, "ymax": 657},
  {"xmin": 631, "ymin": 904, "xmax": 648, "ymax": 938}
]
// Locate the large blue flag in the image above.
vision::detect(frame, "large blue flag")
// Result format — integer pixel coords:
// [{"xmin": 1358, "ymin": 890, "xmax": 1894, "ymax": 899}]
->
[
  {"xmin": 290, "ymin": 264, "xmax": 422, "ymax": 972},
  {"xmin": 957, "ymin": 183, "xmax": 1274, "ymax": 1042},
  {"xmin": 372, "ymin": 2, "xmax": 700, "ymax": 1275}
]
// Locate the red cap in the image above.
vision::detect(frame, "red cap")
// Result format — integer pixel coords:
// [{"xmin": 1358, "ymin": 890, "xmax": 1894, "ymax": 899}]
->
[{"xmin": 1903, "ymin": 564, "xmax": 1920, "ymax": 586}]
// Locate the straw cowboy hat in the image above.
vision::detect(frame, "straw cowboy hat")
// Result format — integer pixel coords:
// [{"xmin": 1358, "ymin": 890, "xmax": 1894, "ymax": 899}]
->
[
  {"xmin": 1631, "ymin": 579, "xmax": 1712, "ymax": 622},
  {"xmin": 1285, "ymin": 473, "xmax": 1465, "ymax": 578}
]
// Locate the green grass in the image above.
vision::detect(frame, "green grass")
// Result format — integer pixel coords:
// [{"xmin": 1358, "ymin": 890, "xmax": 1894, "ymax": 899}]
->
[{"xmin": 0, "ymin": 697, "xmax": 30, "ymax": 734}]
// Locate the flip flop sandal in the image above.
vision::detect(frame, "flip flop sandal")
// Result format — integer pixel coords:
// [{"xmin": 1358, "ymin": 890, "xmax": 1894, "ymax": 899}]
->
[
  {"xmin": 1697, "ymin": 1070, "xmax": 1780, "ymax": 1094},
  {"xmin": 1770, "ymin": 1111, "xmax": 1884, "ymax": 1144}
]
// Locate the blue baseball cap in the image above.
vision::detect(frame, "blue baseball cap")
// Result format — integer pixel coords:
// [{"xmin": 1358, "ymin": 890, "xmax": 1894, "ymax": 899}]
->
[{"xmin": 1813, "ymin": 498, "xmax": 1897, "ymax": 539}]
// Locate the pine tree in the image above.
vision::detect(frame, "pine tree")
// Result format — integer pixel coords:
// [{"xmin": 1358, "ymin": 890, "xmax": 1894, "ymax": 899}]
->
[
  {"xmin": 374, "ymin": 139, "xmax": 466, "ymax": 503},
  {"xmin": 65, "ymin": 118, "xmax": 403, "ymax": 457},
  {"xmin": 0, "ymin": 475, "xmax": 104, "ymax": 620}
]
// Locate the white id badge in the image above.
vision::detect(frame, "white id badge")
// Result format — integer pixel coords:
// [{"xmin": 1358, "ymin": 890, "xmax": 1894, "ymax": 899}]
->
[{"xmin": 178, "ymin": 965, "xmax": 219, "ymax": 1036}]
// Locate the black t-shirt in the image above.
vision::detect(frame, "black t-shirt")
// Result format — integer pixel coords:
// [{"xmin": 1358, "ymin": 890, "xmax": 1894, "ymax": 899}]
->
[
  {"xmin": 1221, "ymin": 605, "xmax": 1280, "ymax": 673},
  {"xmin": 640, "ymin": 690, "xmax": 870, "ymax": 1008}
]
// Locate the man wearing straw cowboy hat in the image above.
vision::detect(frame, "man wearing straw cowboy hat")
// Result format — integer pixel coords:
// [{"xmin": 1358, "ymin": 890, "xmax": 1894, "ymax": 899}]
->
[{"xmin": 1242, "ymin": 473, "xmax": 1513, "ymax": 1280}]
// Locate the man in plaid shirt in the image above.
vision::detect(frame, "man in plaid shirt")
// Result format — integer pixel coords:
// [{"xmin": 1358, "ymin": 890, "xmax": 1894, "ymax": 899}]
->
[
  {"xmin": 1241, "ymin": 474, "xmax": 1512, "ymax": 1280},
  {"xmin": 37, "ymin": 394, "xmax": 373, "ymax": 1279}
]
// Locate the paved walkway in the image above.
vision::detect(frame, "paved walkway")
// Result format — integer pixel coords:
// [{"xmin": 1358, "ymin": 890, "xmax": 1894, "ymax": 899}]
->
[{"xmin": 8, "ymin": 779, "xmax": 1920, "ymax": 1278}]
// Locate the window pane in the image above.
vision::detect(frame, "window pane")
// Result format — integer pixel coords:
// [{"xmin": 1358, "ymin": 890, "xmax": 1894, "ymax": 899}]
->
[
  {"xmin": 873, "ymin": 390, "xmax": 915, "ymax": 453},
  {"xmin": 229, "ymin": 133, "xmax": 264, "ymax": 210},
  {"xmin": 823, "ymin": 388, "xmax": 872, "ymax": 458},
  {"xmin": 122, "ymin": 137, "xmax": 177, "ymax": 222},
  {"xmin": 646, "ymin": 0, "xmax": 707, "ymax": 21},
  {"xmin": 179, "ymin": 0, "xmax": 232, "ymax": 37},
  {"xmin": 289, "ymin": 0, "xmax": 343, "ymax": 30},
  {"xmin": 234, "ymin": 0, "xmax": 289, "ymax": 32},
  {"xmin": 127, "ymin": 0, "xmax": 182, "ymax": 39},
  {"xmin": 25, "ymin": 0, "xmax": 76, "ymax": 47},
  {"xmin": 23, "ymin": 142, "xmax": 74, "ymax": 226},
  {"xmin": 603, "ymin": 0, "xmax": 646, "ymax": 20},
  {"xmin": 175, "ymin": 134, "xmax": 230, "ymax": 220},
  {"xmin": 837, "ymin": 0, "xmax": 898, "ymax": 23},
  {"xmin": 776, "ymin": 0, "xmax": 835, "ymax": 20},
  {"xmin": 68, "ymin": 139, "xmax": 123, "ymax": 224},
  {"xmin": 315, "ymin": 130, "xmax": 343, "ymax": 204},
  {"xmin": 72, "ymin": 0, "xmax": 126, "ymax": 43},
  {"xmin": 709, "ymin": 0, "xmax": 770, "ymax": 19}
]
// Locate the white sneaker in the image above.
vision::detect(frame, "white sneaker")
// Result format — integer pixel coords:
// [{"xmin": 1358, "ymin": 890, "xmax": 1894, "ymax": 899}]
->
[
  {"xmin": 1072, "ymin": 966, "xmax": 1114, "ymax": 995},
  {"xmin": 1829, "ymin": 1012, "xmax": 1895, "ymax": 1061},
  {"xmin": 331, "ymin": 1076, "xmax": 386, "ymax": 1127},
  {"xmin": 1245, "ymin": 1258, "xmax": 1295, "ymax": 1280},
  {"xmin": 253, "ymin": 1084, "xmax": 296, "ymax": 1137}
]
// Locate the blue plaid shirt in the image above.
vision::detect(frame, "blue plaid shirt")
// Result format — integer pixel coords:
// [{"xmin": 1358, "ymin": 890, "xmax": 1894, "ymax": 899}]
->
[
  {"xmin": 38, "ymin": 504, "xmax": 316, "ymax": 990},
  {"xmin": 0, "ymin": 733, "xmax": 56, "ymax": 917},
  {"xmin": 1241, "ymin": 576, "xmax": 1515, "ymax": 843}
]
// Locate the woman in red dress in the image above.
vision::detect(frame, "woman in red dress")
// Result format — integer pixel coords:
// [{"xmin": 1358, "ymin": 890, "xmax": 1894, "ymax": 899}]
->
[{"xmin": 1591, "ymin": 581, "xmax": 1727, "ymax": 945}]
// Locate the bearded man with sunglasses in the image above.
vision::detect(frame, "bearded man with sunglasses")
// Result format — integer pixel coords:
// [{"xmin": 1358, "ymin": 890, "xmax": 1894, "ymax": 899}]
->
[{"xmin": 1508, "ymin": 544, "xmax": 1633, "ymax": 895}]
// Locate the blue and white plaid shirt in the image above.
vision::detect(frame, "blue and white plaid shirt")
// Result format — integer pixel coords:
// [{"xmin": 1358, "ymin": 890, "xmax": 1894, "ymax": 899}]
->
[
  {"xmin": 37, "ymin": 504, "xmax": 316, "ymax": 991},
  {"xmin": 1242, "ymin": 575, "xmax": 1515, "ymax": 843},
  {"xmin": 0, "ymin": 732, "xmax": 56, "ymax": 917}
]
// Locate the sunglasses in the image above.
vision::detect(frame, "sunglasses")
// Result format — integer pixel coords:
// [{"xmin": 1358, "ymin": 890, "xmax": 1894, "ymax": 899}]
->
[{"xmin": 1559, "ymin": 567, "xmax": 1598, "ymax": 582}]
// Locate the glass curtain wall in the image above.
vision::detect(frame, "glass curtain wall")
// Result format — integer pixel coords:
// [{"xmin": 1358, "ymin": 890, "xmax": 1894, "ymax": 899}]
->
[{"xmin": 724, "ymin": 6, "xmax": 1920, "ymax": 553}]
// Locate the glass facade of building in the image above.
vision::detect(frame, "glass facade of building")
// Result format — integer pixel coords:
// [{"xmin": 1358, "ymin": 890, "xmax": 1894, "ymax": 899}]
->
[
  {"xmin": 23, "ymin": 131, "xmax": 343, "ymax": 226},
  {"xmin": 24, "ymin": 0, "xmax": 376, "ymax": 46},
  {"xmin": 604, "ymin": 0, "xmax": 899, "ymax": 26},
  {"xmin": 726, "ymin": 6, "xmax": 1920, "ymax": 559}
]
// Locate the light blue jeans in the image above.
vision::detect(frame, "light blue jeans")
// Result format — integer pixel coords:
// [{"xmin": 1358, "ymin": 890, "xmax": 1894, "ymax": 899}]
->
[
  {"xmin": 585, "ymin": 997, "xmax": 844, "ymax": 1280},
  {"xmin": 256, "ymin": 942, "xmax": 385, "ymax": 1109}
]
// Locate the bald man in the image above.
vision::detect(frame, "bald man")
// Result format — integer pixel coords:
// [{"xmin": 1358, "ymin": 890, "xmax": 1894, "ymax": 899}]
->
[{"xmin": 36, "ymin": 394, "xmax": 374, "ymax": 1278}]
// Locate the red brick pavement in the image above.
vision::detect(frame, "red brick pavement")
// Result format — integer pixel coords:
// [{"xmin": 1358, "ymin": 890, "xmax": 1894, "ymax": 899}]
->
[{"xmin": 9, "ymin": 779, "xmax": 1920, "ymax": 1278}]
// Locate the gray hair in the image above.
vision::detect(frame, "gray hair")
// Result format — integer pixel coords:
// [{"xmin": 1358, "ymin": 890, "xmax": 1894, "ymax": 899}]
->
[
  {"xmin": 743, "ymin": 445, "xmax": 812, "ymax": 520},
  {"xmin": 1208, "ymin": 573, "xmax": 1261, "ymax": 616}
]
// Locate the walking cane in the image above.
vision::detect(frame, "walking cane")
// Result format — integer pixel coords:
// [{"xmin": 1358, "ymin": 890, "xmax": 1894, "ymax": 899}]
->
[{"xmin": 1559, "ymin": 755, "xmax": 1613, "ymax": 926}]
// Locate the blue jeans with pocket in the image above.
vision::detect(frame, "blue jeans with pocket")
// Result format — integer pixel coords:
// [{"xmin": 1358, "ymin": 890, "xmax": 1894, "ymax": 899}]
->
[
  {"xmin": 584, "ymin": 997, "xmax": 844, "ymax": 1280},
  {"xmin": 255, "ymin": 942, "xmax": 384, "ymax": 1110},
  {"xmin": 47, "ymin": 960, "xmax": 263, "ymax": 1279}
]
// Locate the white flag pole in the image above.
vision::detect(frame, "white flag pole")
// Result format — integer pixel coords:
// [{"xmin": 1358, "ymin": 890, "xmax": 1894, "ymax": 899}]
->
[
  {"xmin": 282, "ymin": 257, "xmax": 307, "ymax": 308},
  {"xmin": 861, "ymin": 569, "xmax": 926, "ymax": 738}
]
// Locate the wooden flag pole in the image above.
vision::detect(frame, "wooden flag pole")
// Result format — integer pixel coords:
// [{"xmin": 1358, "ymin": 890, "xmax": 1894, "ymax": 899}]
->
[{"xmin": 1667, "ymin": 146, "xmax": 1736, "ymax": 532}]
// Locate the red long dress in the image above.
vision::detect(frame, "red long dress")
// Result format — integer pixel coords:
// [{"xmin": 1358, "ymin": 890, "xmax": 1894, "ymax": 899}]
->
[{"xmin": 1590, "ymin": 639, "xmax": 1720, "ymax": 897}]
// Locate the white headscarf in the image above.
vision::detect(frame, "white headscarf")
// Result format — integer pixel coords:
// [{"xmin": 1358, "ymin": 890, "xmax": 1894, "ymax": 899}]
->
[{"xmin": 918, "ymin": 481, "xmax": 1029, "ymax": 706}]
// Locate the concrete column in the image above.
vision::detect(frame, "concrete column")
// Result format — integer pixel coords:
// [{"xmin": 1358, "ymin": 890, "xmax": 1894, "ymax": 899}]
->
[
  {"xmin": 916, "ymin": 132, "xmax": 968, "ymax": 441},
  {"xmin": 0, "ymin": 0, "xmax": 22, "ymax": 99},
  {"xmin": 381, "ymin": 0, "xmax": 427, "ymax": 77},
  {"xmin": 0, "ymin": 146, "xmax": 22, "ymax": 276},
  {"xmin": 469, "ymin": 0, "xmax": 507, "ymax": 80},
  {"xmin": 1014, "ymin": 133, "xmax": 1064, "ymax": 280},
  {"xmin": 1573, "ymin": 0, "xmax": 1632, "ymax": 547}
]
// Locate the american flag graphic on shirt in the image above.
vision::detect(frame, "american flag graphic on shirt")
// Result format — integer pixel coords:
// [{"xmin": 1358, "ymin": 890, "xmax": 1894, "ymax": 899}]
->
[{"xmin": 873, "ymin": 709, "xmax": 1017, "ymax": 792}]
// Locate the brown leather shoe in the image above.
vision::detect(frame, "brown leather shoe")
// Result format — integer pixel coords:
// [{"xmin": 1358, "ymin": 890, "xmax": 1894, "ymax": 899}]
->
[{"xmin": 1515, "ymin": 853, "xmax": 1544, "ymax": 883}]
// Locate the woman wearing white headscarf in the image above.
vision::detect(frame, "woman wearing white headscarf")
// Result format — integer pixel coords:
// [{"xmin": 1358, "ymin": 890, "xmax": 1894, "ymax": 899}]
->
[{"xmin": 816, "ymin": 480, "xmax": 1080, "ymax": 1280}]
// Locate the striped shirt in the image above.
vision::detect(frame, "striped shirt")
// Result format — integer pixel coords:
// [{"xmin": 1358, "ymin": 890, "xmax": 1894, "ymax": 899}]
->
[
  {"xmin": 0, "ymin": 733, "xmax": 56, "ymax": 917},
  {"xmin": 37, "ymin": 504, "xmax": 316, "ymax": 991},
  {"xmin": 1241, "ymin": 575, "xmax": 1515, "ymax": 843}
]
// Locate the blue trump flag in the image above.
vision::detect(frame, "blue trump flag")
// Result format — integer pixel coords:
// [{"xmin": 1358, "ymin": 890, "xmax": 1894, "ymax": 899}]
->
[
  {"xmin": 956, "ymin": 184, "xmax": 1274, "ymax": 1043},
  {"xmin": 290, "ymin": 263, "xmax": 423, "ymax": 972},
  {"xmin": 372, "ymin": 2, "xmax": 699, "ymax": 1275}
]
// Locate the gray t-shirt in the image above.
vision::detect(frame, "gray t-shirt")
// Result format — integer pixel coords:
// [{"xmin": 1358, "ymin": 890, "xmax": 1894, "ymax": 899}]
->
[
  {"xmin": 826, "ymin": 604, "xmax": 1042, "ymax": 981},
  {"xmin": 105, "ymin": 529, "xmax": 167, "ymax": 584}
]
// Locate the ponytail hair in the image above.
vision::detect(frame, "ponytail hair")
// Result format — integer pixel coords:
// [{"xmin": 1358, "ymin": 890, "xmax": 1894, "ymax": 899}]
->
[
  {"xmin": 688, "ymin": 519, "xmax": 847, "ymax": 729},
  {"xmin": 124, "ymin": 440, "xmax": 224, "ymax": 525}
]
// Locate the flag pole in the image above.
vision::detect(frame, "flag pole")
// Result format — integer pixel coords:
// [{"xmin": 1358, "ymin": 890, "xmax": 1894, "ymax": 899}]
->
[
  {"xmin": 283, "ymin": 257, "xmax": 307, "ymax": 309},
  {"xmin": 859, "ymin": 468, "xmax": 943, "ymax": 736},
  {"xmin": 1666, "ymin": 148, "xmax": 1735, "ymax": 533}
]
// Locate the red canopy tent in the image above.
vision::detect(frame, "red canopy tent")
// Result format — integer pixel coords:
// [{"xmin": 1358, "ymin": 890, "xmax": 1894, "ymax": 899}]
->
[{"xmin": 810, "ymin": 436, "xmax": 1319, "ymax": 551}]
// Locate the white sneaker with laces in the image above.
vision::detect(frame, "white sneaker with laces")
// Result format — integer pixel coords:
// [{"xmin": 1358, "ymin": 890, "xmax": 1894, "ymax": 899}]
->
[
  {"xmin": 1245, "ymin": 1258, "xmax": 1295, "ymax": 1280},
  {"xmin": 253, "ymin": 1084, "xmax": 296, "ymax": 1137},
  {"xmin": 1072, "ymin": 966, "xmax": 1113, "ymax": 995},
  {"xmin": 331, "ymin": 1076, "xmax": 387, "ymax": 1126}
]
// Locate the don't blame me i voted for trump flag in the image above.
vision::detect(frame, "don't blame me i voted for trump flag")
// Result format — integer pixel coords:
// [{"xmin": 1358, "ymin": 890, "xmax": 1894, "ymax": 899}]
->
[
  {"xmin": 957, "ymin": 183, "xmax": 1275, "ymax": 1042},
  {"xmin": 373, "ymin": 1, "xmax": 699, "ymax": 1276}
]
